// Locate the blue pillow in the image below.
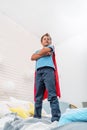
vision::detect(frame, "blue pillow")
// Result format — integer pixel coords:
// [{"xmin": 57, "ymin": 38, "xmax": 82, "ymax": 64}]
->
[{"xmin": 58, "ymin": 108, "xmax": 87, "ymax": 126}]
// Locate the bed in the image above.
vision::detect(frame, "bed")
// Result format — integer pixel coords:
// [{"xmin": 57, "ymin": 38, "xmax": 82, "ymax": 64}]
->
[{"xmin": 0, "ymin": 97, "xmax": 87, "ymax": 130}]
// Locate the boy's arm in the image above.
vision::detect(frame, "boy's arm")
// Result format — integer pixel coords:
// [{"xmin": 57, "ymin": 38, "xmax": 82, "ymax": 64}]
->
[{"xmin": 31, "ymin": 47, "xmax": 52, "ymax": 61}]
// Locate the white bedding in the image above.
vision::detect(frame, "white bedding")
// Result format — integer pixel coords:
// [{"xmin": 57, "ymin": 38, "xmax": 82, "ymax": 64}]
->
[
  {"xmin": 0, "ymin": 113, "xmax": 58, "ymax": 130},
  {"xmin": 21, "ymin": 121, "xmax": 58, "ymax": 130},
  {"xmin": 0, "ymin": 97, "xmax": 47, "ymax": 119},
  {"xmin": 1, "ymin": 97, "xmax": 87, "ymax": 130},
  {"xmin": 0, "ymin": 113, "xmax": 17, "ymax": 129},
  {"xmin": 0, "ymin": 97, "xmax": 51, "ymax": 130}
]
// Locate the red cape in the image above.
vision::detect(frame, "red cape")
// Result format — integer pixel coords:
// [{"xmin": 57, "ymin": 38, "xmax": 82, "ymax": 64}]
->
[{"xmin": 34, "ymin": 52, "xmax": 61, "ymax": 101}]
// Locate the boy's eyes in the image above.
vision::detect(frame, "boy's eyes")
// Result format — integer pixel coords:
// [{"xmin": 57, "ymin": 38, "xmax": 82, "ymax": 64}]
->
[{"xmin": 43, "ymin": 38, "xmax": 50, "ymax": 40}]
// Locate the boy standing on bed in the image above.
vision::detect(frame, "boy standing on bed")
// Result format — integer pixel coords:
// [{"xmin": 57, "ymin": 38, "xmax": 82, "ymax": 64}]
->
[{"xmin": 31, "ymin": 33, "xmax": 61, "ymax": 122}]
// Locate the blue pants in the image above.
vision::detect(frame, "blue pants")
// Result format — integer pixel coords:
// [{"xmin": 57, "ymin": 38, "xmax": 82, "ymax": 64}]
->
[{"xmin": 34, "ymin": 67, "xmax": 61, "ymax": 122}]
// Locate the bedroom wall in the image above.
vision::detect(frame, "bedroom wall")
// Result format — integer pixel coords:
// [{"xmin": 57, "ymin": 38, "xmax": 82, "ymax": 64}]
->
[
  {"xmin": 56, "ymin": 34, "xmax": 87, "ymax": 107},
  {"xmin": 0, "ymin": 12, "xmax": 40, "ymax": 101}
]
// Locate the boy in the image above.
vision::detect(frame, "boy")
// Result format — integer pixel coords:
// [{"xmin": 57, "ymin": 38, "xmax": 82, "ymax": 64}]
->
[{"xmin": 31, "ymin": 33, "xmax": 61, "ymax": 122}]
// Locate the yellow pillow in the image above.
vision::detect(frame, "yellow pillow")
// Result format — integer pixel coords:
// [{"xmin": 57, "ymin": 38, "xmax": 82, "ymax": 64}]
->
[
  {"xmin": 28, "ymin": 102, "xmax": 34, "ymax": 116},
  {"xmin": 9, "ymin": 102, "xmax": 46, "ymax": 118},
  {"xmin": 28, "ymin": 102, "xmax": 46, "ymax": 116},
  {"xmin": 9, "ymin": 107, "xmax": 29, "ymax": 118}
]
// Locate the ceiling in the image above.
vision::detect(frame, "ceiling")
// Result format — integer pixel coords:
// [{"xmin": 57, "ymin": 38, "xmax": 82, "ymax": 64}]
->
[{"xmin": 0, "ymin": 0, "xmax": 87, "ymax": 44}]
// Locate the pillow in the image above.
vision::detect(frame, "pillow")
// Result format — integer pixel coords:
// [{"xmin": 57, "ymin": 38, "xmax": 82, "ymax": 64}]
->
[
  {"xmin": 58, "ymin": 108, "xmax": 87, "ymax": 126},
  {"xmin": 9, "ymin": 97, "xmax": 30, "ymax": 109},
  {"xmin": 9, "ymin": 97, "xmax": 33, "ymax": 113},
  {"xmin": 9, "ymin": 102, "xmax": 34, "ymax": 118},
  {"xmin": 9, "ymin": 107, "xmax": 29, "ymax": 118},
  {"xmin": 9, "ymin": 98, "xmax": 47, "ymax": 118},
  {"xmin": 28, "ymin": 102, "xmax": 34, "ymax": 116}
]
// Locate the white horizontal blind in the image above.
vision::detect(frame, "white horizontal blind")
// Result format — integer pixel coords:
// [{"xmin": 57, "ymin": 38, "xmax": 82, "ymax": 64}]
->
[{"xmin": 0, "ymin": 60, "xmax": 34, "ymax": 102}]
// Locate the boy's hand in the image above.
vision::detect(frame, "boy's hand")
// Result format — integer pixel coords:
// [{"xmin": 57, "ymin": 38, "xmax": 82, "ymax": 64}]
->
[
  {"xmin": 31, "ymin": 47, "xmax": 52, "ymax": 60},
  {"xmin": 45, "ymin": 51, "xmax": 52, "ymax": 56}
]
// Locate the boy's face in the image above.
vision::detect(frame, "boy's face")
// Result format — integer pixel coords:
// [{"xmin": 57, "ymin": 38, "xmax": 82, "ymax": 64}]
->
[{"xmin": 41, "ymin": 36, "xmax": 51, "ymax": 46}]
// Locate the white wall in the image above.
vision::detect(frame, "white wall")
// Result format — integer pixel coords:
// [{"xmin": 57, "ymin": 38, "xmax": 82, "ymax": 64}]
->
[
  {"xmin": 0, "ymin": 12, "xmax": 40, "ymax": 101},
  {"xmin": 56, "ymin": 34, "xmax": 87, "ymax": 107}
]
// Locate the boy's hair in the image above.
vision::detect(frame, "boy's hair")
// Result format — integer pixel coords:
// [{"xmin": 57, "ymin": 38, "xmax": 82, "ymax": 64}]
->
[{"xmin": 41, "ymin": 33, "xmax": 52, "ymax": 42}]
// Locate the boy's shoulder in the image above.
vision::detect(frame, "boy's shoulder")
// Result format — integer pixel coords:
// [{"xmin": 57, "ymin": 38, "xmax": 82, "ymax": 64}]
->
[{"xmin": 46, "ymin": 45, "xmax": 55, "ymax": 52}]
